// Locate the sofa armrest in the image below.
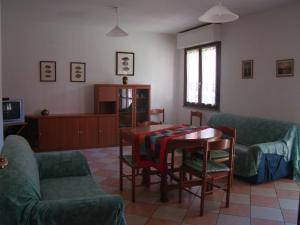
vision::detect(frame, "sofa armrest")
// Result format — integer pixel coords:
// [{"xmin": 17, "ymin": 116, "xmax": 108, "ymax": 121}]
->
[
  {"xmin": 250, "ymin": 141, "xmax": 290, "ymax": 161},
  {"xmin": 35, "ymin": 151, "xmax": 91, "ymax": 179},
  {"xmin": 31, "ymin": 195, "xmax": 126, "ymax": 225}
]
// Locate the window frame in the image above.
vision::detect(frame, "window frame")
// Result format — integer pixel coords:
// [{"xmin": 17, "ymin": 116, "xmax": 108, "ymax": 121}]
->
[{"xmin": 183, "ymin": 41, "xmax": 221, "ymax": 111}]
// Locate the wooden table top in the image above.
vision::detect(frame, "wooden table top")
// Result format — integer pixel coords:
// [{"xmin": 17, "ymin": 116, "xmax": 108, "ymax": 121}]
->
[{"xmin": 121, "ymin": 124, "xmax": 223, "ymax": 146}]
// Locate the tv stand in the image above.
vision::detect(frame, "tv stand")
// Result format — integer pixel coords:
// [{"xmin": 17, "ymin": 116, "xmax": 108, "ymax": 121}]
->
[{"xmin": 4, "ymin": 122, "xmax": 27, "ymax": 137}]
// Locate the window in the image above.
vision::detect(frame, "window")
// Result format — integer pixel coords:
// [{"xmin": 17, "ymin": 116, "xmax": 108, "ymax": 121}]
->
[{"xmin": 184, "ymin": 42, "xmax": 221, "ymax": 110}]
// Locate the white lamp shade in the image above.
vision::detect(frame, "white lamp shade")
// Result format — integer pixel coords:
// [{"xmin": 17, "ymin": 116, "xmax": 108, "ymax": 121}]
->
[
  {"xmin": 199, "ymin": 4, "xmax": 239, "ymax": 23},
  {"xmin": 106, "ymin": 25, "xmax": 128, "ymax": 37}
]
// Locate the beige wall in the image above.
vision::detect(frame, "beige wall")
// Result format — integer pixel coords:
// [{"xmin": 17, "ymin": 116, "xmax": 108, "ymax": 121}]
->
[
  {"xmin": 176, "ymin": 2, "xmax": 300, "ymax": 124},
  {"xmin": 2, "ymin": 2, "xmax": 178, "ymax": 123}
]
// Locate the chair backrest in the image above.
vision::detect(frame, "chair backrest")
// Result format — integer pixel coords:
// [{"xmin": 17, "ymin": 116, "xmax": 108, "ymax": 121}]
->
[
  {"xmin": 202, "ymin": 138, "xmax": 235, "ymax": 174},
  {"xmin": 150, "ymin": 108, "xmax": 165, "ymax": 124},
  {"xmin": 212, "ymin": 126, "xmax": 236, "ymax": 141},
  {"xmin": 190, "ymin": 111, "xmax": 202, "ymax": 126}
]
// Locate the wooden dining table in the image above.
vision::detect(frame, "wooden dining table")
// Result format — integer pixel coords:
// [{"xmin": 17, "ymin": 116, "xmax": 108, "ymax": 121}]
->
[{"xmin": 119, "ymin": 124, "xmax": 223, "ymax": 202}]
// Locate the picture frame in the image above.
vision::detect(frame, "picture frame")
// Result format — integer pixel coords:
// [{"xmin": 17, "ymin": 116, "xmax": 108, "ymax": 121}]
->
[
  {"xmin": 40, "ymin": 61, "xmax": 56, "ymax": 82},
  {"xmin": 70, "ymin": 62, "xmax": 86, "ymax": 82},
  {"xmin": 116, "ymin": 52, "xmax": 134, "ymax": 76},
  {"xmin": 242, "ymin": 60, "xmax": 254, "ymax": 79},
  {"xmin": 276, "ymin": 59, "xmax": 294, "ymax": 77}
]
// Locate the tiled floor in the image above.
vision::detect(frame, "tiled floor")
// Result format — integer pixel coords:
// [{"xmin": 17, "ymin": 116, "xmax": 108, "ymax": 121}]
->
[{"xmin": 83, "ymin": 147, "xmax": 299, "ymax": 225}]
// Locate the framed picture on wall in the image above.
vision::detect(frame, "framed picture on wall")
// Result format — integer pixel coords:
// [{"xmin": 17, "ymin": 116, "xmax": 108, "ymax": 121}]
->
[
  {"xmin": 242, "ymin": 60, "xmax": 254, "ymax": 79},
  {"xmin": 70, "ymin": 62, "xmax": 86, "ymax": 82},
  {"xmin": 276, "ymin": 59, "xmax": 294, "ymax": 77},
  {"xmin": 40, "ymin": 61, "xmax": 56, "ymax": 82},
  {"xmin": 116, "ymin": 52, "xmax": 134, "ymax": 76}
]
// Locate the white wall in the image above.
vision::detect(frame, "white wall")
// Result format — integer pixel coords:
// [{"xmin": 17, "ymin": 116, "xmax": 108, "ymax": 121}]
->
[
  {"xmin": 176, "ymin": 2, "xmax": 300, "ymax": 124},
  {"xmin": 2, "ymin": 6, "xmax": 177, "ymax": 123}
]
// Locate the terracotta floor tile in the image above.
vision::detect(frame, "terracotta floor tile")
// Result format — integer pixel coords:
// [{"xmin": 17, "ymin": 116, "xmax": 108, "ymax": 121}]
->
[
  {"xmin": 251, "ymin": 206, "xmax": 283, "ymax": 221},
  {"xmin": 251, "ymin": 195, "xmax": 279, "ymax": 208},
  {"xmin": 217, "ymin": 214, "xmax": 250, "ymax": 225},
  {"xmin": 251, "ymin": 218, "xmax": 284, "ymax": 225},
  {"xmin": 224, "ymin": 193, "xmax": 250, "ymax": 205},
  {"xmin": 220, "ymin": 203, "xmax": 250, "ymax": 217},
  {"xmin": 278, "ymin": 198, "xmax": 298, "ymax": 210},
  {"xmin": 275, "ymin": 182, "xmax": 299, "ymax": 191},
  {"xmin": 184, "ymin": 210, "xmax": 218, "ymax": 225},
  {"xmin": 252, "ymin": 181, "xmax": 275, "ymax": 188},
  {"xmin": 152, "ymin": 205, "xmax": 187, "ymax": 222},
  {"xmin": 231, "ymin": 185, "xmax": 251, "ymax": 194},
  {"xmin": 125, "ymin": 214, "xmax": 148, "ymax": 225},
  {"xmin": 251, "ymin": 187, "xmax": 277, "ymax": 197},
  {"xmin": 281, "ymin": 209, "xmax": 298, "ymax": 224},
  {"xmin": 126, "ymin": 202, "xmax": 159, "ymax": 217},
  {"xmin": 276, "ymin": 189, "xmax": 299, "ymax": 200},
  {"xmin": 191, "ymin": 198, "xmax": 222, "ymax": 213},
  {"xmin": 145, "ymin": 218, "xmax": 181, "ymax": 225}
]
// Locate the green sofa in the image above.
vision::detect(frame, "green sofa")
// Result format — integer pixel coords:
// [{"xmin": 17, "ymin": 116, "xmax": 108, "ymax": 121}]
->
[
  {"xmin": 208, "ymin": 113, "xmax": 300, "ymax": 183},
  {"xmin": 0, "ymin": 135, "xmax": 126, "ymax": 225}
]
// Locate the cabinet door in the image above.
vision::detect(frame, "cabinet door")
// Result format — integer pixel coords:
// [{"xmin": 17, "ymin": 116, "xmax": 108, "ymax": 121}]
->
[
  {"xmin": 63, "ymin": 118, "xmax": 80, "ymax": 149},
  {"xmin": 118, "ymin": 88, "xmax": 134, "ymax": 128},
  {"xmin": 79, "ymin": 117, "xmax": 99, "ymax": 148},
  {"xmin": 39, "ymin": 118, "xmax": 64, "ymax": 150},
  {"xmin": 99, "ymin": 116, "xmax": 117, "ymax": 146},
  {"xmin": 135, "ymin": 88, "xmax": 150, "ymax": 126},
  {"xmin": 97, "ymin": 87, "xmax": 117, "ymax": 101}
]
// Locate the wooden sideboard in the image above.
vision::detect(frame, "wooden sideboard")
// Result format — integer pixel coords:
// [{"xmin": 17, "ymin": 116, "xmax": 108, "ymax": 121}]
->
[
  {"xmin": 26, "ymin": 114, "xmax": 117, "ymax": 151},
  {"xmin": 26, "ymin": 84, "xmax": 151, "ymax": 151}
]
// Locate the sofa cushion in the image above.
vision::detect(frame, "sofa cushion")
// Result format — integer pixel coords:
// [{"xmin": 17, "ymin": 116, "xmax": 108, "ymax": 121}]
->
[
  {"xmin": 41, "ymin": 176, "xmax": 106, "ymax": 200},
  {"xmin": 0, "ymin": 135, "xmax": 41, "ymax": 225}
]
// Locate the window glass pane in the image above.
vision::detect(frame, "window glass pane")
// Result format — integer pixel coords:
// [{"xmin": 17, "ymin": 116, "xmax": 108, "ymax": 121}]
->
[
  {"xmin": 201, "ymin": 46, "xmax": 216, "ymax": 105},
  {"xmin": 186, "ymin": 49, "xmax": 199, "ymax": 103}
]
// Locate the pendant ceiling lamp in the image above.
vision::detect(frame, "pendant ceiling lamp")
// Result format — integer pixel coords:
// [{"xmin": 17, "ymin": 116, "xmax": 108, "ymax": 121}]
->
[
  {"xmin": 106, "ymin": 7, "xmax": 128, "ymax": 37},
  {"xmin": 199, "ymin": 1, "xmax": 239, "ymax": 23}
]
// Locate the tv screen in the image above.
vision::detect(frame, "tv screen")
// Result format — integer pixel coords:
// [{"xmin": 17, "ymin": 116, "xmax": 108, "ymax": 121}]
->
[{"xmin": 3, "ymin": 100, "xmax": 24, "ymax": 124}]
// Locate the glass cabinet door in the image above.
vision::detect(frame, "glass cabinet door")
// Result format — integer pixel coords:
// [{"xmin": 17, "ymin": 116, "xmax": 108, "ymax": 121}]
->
[
  {"xmin": 136, "ymin": 88, "xmax": 150, "ymax": 125},
  {"xmin": 119, "ymin": 88, "xmax": 133, "ymax": 128}
]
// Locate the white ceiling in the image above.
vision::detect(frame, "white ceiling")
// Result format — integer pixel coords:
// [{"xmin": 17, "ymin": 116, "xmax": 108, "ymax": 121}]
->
[{"xmin": 5, "ymin": 0, "xmax": 297, "ymax": 33}]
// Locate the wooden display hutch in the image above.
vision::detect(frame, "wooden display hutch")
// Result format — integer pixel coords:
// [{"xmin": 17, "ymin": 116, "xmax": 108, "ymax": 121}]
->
[
  {"xmin": 26, "ymin": 84, "xmax": 150, "ymax": 151},
  {"xmin": 94, "ymin": 84, "xmax": 151, "ymax": 128}
]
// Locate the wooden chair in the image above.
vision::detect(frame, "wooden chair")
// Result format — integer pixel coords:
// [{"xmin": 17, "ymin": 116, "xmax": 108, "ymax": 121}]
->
[
  {"xmin": 119, "ymin": 135, "xmax": 159, "ymax": 202},
  {"xmin": 179, "ymin": 138, "xmax": 235, "ymax": 216},
  {"xmin": 139, "ymin": 108, "xmax": 165, "ymax": 127},
  {"xmin": 150, "ymin": 108, "xmax": 165, "ymax": 124},
  {"xmin": 190, "ymin": 111, "xmax": 202, "ymax": 126},
  {"xmin": 192, "ymin": 126, "xmax": 236, "ymax": 186}
]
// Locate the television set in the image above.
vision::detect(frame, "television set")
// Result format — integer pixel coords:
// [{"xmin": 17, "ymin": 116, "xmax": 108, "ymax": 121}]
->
[{"xmin": 2, "ymin": 99, "xmax": 25, "ymax": 125}]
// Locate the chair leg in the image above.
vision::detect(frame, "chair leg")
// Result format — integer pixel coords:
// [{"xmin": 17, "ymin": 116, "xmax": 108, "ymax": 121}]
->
[
  {"xmin": 200, "ymin": 178, "xmax": 206, "ymax": 216},
  {"xmin": 120, "ymin": 159, "xmax": 123, "ymax": 192},
  {"xmin": 171, "ymin": 151, "xmax": 175, "ymax": 171},
  {"xmin": 179, "ymin": 168, "xmax": 183, "ymax": 203},
  {"xmin": 132, "ymin": 168, "xmax": 136, "ymax": 202},
  {"xmin": 225, "ymin": 172, "xmax": 231, "ymax": 208}
]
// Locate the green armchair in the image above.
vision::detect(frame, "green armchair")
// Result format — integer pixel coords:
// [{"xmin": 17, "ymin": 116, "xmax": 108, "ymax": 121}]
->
[{"xmin": 0, "ymin": 135, "xmax": 126, "ymax": 225}]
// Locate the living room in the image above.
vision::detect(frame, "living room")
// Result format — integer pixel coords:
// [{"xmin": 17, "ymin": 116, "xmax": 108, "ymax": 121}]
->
[{"xmin": 0, "ymin": 0, "xmax": 299, "ymax": 225}]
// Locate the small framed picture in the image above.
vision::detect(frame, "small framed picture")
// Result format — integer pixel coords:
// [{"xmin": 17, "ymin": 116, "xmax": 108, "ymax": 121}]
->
[
  {"xmin": 70, "ymin": 62, "xmax": 86, "ymax": 82},
  {"xmin": 40, "ymin": 61, "xmax": 56, "ymax": 82},
  {"xmin": 242, "ymin": 60, "xmax": 254, "ymax": 79},
  {"xmin": 276, "ymin": 59, "xmax": 294, "ymax": 77},
  {"xmin": 116, "ymin": 52, "xmax": 134, "ymax": 76}
]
